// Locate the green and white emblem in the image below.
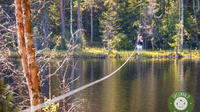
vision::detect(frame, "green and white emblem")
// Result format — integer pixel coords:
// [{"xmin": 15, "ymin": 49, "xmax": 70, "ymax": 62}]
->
[{"xmin": 168, "ymin": 91, "xmax": 194, "ymax": 112}]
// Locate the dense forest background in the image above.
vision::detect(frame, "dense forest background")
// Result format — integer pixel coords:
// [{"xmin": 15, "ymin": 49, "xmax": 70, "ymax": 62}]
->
[
  {"xmin": 0, "ymin": 0, "xmax": 200, "ymax": 111},
  {"xmin": 0, "ymin": 0, "xmax": 200, "ymax": 51}
]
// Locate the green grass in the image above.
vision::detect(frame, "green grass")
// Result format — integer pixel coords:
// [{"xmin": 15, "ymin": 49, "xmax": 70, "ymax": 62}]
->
[{"xmin": 10, "ymin": 47, "xmax": 200, "ymax": 59}]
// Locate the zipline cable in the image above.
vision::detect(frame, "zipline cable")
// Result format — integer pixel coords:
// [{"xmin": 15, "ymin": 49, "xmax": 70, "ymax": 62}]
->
[{"xmin": 22, "ymin": 51, "xmax": 135, "ymax": 112}]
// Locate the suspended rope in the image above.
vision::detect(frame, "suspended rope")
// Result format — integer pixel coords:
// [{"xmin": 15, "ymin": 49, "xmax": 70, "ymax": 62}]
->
[{"xmin": 22, "ymin": 52, "xmax": 135, "ymax": 112}]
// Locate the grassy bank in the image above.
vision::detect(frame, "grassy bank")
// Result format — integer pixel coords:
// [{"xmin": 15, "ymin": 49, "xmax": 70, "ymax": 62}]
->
[
  {"xmin": 69, "ymin": 47, "xmax": 200, "ymax": 59},
  {"xmin": 10, "ymin": 47, "xmax": 200, "ymax": 59}
]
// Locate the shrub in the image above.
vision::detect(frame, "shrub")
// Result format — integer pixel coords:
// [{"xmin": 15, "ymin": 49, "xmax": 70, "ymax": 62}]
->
[{"xmin": 108, "ymin": 33, "xmax": 132, "ymax": 50}]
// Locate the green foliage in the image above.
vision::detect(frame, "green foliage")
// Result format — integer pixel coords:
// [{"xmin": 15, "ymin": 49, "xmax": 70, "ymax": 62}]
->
[
  {"xmin": 2, "ymin": 0, "xmax": 200, "ymax": 51},
  {"xmin": 48, "ymin": 1, "xmax": 61, "ymax": 27},
  {"xmin": 99, "ymin": 0, "xmax": 121, "ymax": 50},
  {"xmin": 169, "ymin": 21, "xmax": 191, "ymax": 52},
  {"xmin": 100, "ymin": 8, "xmax": 119, "ymax": 40},
  {"xmin": 108, "ymin": 33, "xmax": 132, "ymax": 50},
  {"xmin": 30, "ymin": 0, "xmax": 199, "ymax": 50},
  {"xmin": 0, "ymin": 79, "xmax": 19, "ymax": 112},
  {"xmin": 42, "ymin": 97, "xmax": 59, "ymax": 112}
]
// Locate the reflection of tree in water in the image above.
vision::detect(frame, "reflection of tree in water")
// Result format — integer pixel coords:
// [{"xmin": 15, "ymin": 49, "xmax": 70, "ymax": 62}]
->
[
  {"xmin": 193, "ymin": 61, "xmax": 200, "ymax": 111},
  {"xmin": 56, "ymin": 58, "xmax": 85, "ymax": 112},
  {"xmin": 173, "ymin": 60, "xmax": 185, "ymax": 90}
]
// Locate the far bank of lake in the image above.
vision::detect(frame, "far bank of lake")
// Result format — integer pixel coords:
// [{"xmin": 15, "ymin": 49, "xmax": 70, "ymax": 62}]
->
[{"xmin": 10, "ymin": 47, "xmax": 200, "ymax": 59}]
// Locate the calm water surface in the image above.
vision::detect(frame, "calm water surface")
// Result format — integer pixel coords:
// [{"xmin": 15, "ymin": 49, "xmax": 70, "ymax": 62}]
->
[{"xmin": 44, "ymin": 59, "xmax": 200, "ymax": 112}]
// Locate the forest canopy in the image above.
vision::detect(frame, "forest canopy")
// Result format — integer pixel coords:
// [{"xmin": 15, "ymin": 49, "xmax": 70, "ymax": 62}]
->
[{"xmin": 0, "ymin": 0, "xmax": 200, "ymax": 51}]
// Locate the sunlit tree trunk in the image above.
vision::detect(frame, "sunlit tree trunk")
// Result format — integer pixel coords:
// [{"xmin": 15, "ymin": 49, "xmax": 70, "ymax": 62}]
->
[
  {"xmin": 15, "ymin": 0, "xmax": 28, "ymax": 80},
  {"xmin": 148, "ymin": 0, "xmax": 155, "ymax": 50},
  {"xmin": 49, "ymin": 62, "xmax": 51, "ymax": 99},
  {"xmin": 180, "ymin": 0, "xmax": 184, "ymax": 52},
  {"xmin": 193, "ymin": 0, "xmax": 200, "ymax": 49},
  {"xmin": 15, "ymin": 0, "xmax": 32, "ymax": 106},
  {"xmin": 22, "ymin": 0, "xmax": 41, "ymax": 107}
]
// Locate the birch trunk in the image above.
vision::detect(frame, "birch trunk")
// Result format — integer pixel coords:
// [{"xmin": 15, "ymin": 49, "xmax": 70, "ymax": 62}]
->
[
  {"xmin": 23, "ymin": 0, "xmax": 41, "ymax": 107},
  {"xmin": 180, "ymin": 0, "xmax": 184, "ymax": 52}
]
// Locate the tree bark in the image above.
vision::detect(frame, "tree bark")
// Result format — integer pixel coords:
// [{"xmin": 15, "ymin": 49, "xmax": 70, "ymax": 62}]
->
[
  {"xmin": 180, "ymin": 0, "xmax": 184, "ymax": 51},
  {"xmin": 15, "ymin": 0, "xmax": 32, "ymax": 106},
  {"xmin": 22, "ymin": 0, "xmax": 41, "ymax": 107},
  {"xmin": 77, "ymin": 0, "xmax": 83, "ymax": 48},
  {"xmin": 41, "ymin": 8, "xmax": 50, "ymax": 49},
  {"xmin": 60, "ymin": 0, "xmax": 66, "ymax": 49},
  {"xmin": 15, "ymin": 0, "xmax": 29, "ymax": 79},
  {"xmin": 160, "ymin": 0, "xmax": 165, "ymax": 14},
  {"xmin": 185, "ymin": 0, "xmax": 189, "ymax": 11},
  {"xmin": 90, "ymin": 0, "xmax": 94, "ymax": 45},
  {"xmin": 15, "ymin": 0, "xmax": 41, "ymax": 109},
  {"xmin": 77, "ymin": 0, "xmax": 81, "ymax": 36},
  {"xmin": 60, "ymin": 0, "xmax": 66, "ymax": 38},
  {"xmin": 70, "ymin": 0, "xmax": 75, "ymax": 51}
]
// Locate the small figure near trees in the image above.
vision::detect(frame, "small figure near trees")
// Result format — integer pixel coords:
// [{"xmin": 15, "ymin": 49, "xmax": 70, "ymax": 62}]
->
[{"xmin": 137, "ymin": 34, "xmax": 143, "ymax": 55}]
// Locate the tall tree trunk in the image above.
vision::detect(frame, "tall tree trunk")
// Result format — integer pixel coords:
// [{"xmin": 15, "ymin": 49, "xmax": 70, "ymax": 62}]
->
[
  {"xmin": 161, "ymin": 0, "xmax": 165, "ymax": 14},
  {"xmin": 180, "ymin": 0, "xmax": 184, "ymax": 51},
  {"xmin": 70, "ymin": 0, "xmax": 75, "ymax": 51},
  {"xmin": 60, "ymin": 0, "xmax": 66, "ymax": 49},
  {"xmin": 185, "ymin": 0, "xmax": 189, "ymax": 11},
  {"xmin": 41, "ymin": 8, "xmax": 50, "ymax": 49},
  {"xmin": 49, "ymin": 62, "xmax": 51, "ymax": 99},
  {"xmin": 77, "ymin": 0, "xmax": 82, "ymax": 47},
  {"xmin": 149, "ymin": 0, "xmax": 155, "ymax": 50},
  {"xmin": 193, "ymin": 0, "xmax": 200, "ymax": 49},
  {"xmin": 15, "ymin": 0, "xmax": 32, "ymax": 106},
  {"xmin": 23, "ymin": 0, "xmax": 41, "ymax": 107},
  {"xmin": 90, "ymin": 0, "xmax": 93, "ymax": 45},
  {"xmin": 77, "ymin": 0, "xmax": 81, "ymax": 35},
  {"xmin": 15, "ymin": 0, "xmax": 29, "ymax": 80}
]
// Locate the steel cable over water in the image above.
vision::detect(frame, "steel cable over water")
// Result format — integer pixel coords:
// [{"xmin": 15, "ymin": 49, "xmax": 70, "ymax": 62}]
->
[{"xmin": 22, "ymin": 52, "xmax": 135, "ymax": 112}]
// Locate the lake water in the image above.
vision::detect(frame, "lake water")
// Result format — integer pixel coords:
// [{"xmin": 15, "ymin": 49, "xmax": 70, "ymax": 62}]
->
[
  {"xmin": 42, "ymin": 58, "xmax": 200, "ymax": 112},
  {"xmin": 9, "ymin": 58, "xmax": 200, "ymax": 112}
]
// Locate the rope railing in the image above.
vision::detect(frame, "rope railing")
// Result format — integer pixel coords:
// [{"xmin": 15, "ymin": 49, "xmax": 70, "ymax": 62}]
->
[{"xmin": 21, "ymin": 52, "xmax": 135, "ymax": 112}]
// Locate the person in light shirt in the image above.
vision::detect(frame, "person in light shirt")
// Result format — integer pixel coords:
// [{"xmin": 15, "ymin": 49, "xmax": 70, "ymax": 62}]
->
[{"xmin": 137, "ymin": 34, "xmax": 143, "ymax": 55}]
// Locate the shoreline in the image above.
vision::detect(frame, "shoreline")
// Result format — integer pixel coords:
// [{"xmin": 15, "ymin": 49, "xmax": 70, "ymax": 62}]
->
[{"xmin": 9, "ymin": 48, "xmax": 200, "ymax": 59}]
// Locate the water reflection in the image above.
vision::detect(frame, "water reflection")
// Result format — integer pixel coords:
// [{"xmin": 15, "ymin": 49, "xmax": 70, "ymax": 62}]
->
[
  {"xmin": 66, "ymin": 59, "xmax": 200, "ymax": 112},
  {"xmin": 11, "ymin": 58, "xmax": 200, "ymax": 112}
]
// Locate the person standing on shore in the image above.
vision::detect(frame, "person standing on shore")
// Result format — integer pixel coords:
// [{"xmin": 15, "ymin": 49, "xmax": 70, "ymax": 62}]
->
[{"xmin": 137, "ymin": 34, "xmax": 143, "ymax": 55}]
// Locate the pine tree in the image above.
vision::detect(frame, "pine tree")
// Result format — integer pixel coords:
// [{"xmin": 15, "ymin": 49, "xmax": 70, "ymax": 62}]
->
[{"xmin": 100, "ymin": 0, "xmax": 119, "ymax": 51}]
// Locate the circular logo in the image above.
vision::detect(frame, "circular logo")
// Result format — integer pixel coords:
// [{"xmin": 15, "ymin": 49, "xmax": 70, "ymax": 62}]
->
[{"xmin": 168, "ymin": 91, "xmax": 194, "ymax": 112}]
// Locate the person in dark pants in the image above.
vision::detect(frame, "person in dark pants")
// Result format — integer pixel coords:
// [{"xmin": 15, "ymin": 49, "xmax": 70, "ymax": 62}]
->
[{"xmin": 137, "ymin": 34, "xmax": 143, "ymax": 55}]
